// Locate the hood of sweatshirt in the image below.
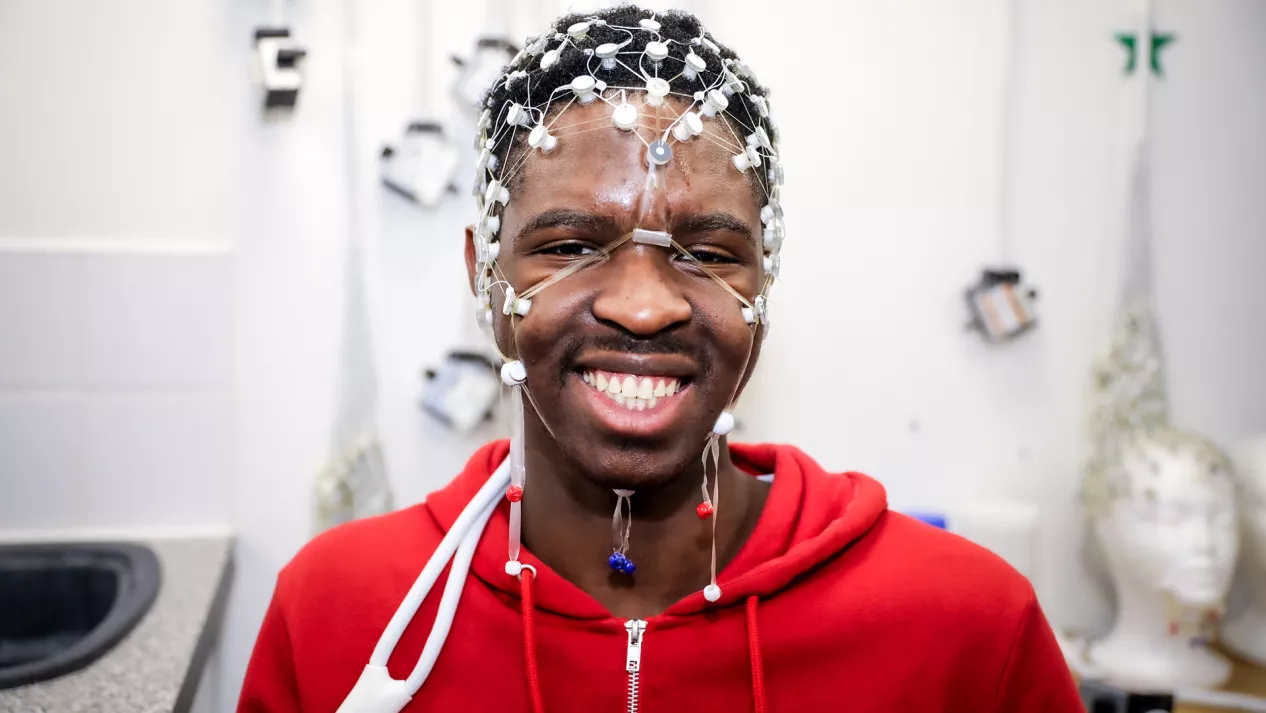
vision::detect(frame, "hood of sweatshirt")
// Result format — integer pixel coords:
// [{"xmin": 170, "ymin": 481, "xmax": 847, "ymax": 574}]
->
[{"xmin": 421, "ymin": 439, "xmax": 889, "ymax": 619}]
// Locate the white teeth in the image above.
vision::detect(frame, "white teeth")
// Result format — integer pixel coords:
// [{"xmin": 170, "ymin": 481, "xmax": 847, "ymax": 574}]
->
[
  {"xmin": 585, "ymin": 370, "xmax": 684, "ymax": 409},
  {"xmin": 637, "ymin": 378, "xmax": 654, "ymax": 400}
]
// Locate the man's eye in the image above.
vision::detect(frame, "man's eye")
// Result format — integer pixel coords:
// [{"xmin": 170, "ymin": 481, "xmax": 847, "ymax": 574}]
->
[
  {"xmin": 537, "ymin": 242, "xmax": 596, "ymax": 257},
  {"xmin": 684, "ymin": 249, "xmax": 738, "ymax": 265}
]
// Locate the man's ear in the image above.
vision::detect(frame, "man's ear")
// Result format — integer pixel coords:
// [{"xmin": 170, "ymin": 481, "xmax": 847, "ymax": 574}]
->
[{"xmin": 463, "ymin": 224, "xmax": 479, "ymax": 296}]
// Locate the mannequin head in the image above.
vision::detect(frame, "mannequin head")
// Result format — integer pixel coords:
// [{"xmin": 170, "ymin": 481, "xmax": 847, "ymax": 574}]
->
[
  {"xmin": 1092, "ymin": 427, "xmax": 1237, "ymax": 612},
  {"xmin": 1220, "ymin": 435, "xmax": 1266, "ymax": 666}
]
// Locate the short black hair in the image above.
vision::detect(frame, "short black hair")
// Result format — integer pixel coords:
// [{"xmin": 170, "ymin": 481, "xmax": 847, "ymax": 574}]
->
[{"xmin": 477, "ymin": 4, "xmax": 778, "ymax": 202}]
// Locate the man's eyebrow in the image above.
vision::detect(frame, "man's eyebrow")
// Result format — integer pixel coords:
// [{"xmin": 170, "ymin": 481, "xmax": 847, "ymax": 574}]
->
[
  {"xmin": 513, "ymin": 208, "xmax": 623, "ymax": 242},
  {"xmin": 672, "ymin": 212, "xmax": 756, "ymax": 239}
]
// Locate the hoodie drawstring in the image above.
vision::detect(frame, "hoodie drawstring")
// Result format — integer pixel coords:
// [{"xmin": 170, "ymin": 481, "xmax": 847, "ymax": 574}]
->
[
  {"xmin": 746, "ymin": 595, "xmax": 767, "ymax": 713},
  {"xmin": 520, "ymin": 568, "xmax": 546, "ymax": 713}
]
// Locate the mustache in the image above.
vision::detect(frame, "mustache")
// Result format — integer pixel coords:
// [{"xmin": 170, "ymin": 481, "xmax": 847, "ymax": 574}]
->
[{"xmin": 558, "ymin": 333, "xmax": 714, "ymax": 379}]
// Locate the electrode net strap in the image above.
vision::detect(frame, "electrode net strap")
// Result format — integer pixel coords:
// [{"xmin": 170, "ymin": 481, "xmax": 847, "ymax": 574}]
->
[
  {"xmin": 612, "ymin": 492, "xmax": 633, "ymax": 553},
  {"xmin": 512, "ymin": 234, "xmax": 758, "ymax": 316},
  {"xmin": 704, "ymin": 433, "xmax": 721, "ymax": 587},
  {"xmin": 517, "ymin": 232, "xmax": 633, "ymax": 301},
  {"xmin": 507, "ymin": 385, "xmax": 525, "ymax": 564},
  {"xmin": 669, "ymin": 240, "xmax": 755, "ymax": 312}
]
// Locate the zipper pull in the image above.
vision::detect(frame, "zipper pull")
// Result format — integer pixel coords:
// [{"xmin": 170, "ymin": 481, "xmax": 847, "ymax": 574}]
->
[{"xmin": 624, "ymin": 619, "xmax": 647, "ymax": 673}]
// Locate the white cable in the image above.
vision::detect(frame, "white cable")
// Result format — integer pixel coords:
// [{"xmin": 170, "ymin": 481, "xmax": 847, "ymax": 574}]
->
[
  {"xmin": 368, "ymin": 461, "xmax": 511, "ymax": 665},
  {"xmin": 405, "ymin": 491, "xmax": 499, "ymax": 693}
]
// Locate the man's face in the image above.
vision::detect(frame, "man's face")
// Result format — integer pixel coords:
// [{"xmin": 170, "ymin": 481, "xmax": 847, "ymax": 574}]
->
[{"xmin": 466, "ymin": 98, "xmax": 766, "ymax": 490}]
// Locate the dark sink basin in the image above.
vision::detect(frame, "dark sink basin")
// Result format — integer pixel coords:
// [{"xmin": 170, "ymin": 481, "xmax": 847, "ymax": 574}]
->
[{"xmin": 0, "ymin": 542, "xmax": 161, "ymax": 691}]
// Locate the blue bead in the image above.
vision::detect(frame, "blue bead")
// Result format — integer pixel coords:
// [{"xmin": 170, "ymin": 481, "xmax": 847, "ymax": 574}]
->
[
  {"xmin": 622, "ymin": 559, "xmax": 636, "ymax": 574},
  {"xmin": 608, "ymin": 553, "xmax": 624, "ymax": 570}
]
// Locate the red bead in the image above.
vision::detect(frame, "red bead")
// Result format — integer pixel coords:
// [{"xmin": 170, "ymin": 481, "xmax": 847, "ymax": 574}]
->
[
  {"xmin": 506, "ymin": 485, "xmax": 524, "ymax": 502},
  {"xmin": 696, "ymin": 501, "xmax": 714, "ymax": 519}
]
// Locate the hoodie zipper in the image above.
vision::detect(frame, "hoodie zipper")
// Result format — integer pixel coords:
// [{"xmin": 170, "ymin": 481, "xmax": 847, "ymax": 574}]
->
[{"xmin": 624, "ymin": 619, "xmax": 647, "ymax": 713}]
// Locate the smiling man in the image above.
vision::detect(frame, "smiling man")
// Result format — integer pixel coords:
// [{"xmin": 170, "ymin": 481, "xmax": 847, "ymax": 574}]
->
[{"xmin": 239, "ymin": 6, "xmax": 1082, "ymax": 712}]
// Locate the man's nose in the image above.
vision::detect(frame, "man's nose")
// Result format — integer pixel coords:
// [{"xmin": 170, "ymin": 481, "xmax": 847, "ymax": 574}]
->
[{"xmin": 592, "ymin": 246, "xmax": 692, "ymax": 336}]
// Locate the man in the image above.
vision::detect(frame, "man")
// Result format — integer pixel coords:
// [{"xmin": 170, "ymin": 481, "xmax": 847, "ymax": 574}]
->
[{"xmin": 240, "ymin": 6, "xmax": 1082, "ymax": 712}]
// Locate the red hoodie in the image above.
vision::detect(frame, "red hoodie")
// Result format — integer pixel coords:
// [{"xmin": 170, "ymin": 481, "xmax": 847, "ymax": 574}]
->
[{"xmin": 239, "ymin": 441, "xmax": 1081, "ymax": 712}]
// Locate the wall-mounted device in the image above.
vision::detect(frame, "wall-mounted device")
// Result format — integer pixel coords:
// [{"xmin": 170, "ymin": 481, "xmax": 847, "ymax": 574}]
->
[
  {"xmin": 420, "ymin": 351, "xmax": 502, "ymax": 434},
  {"xmin": 451, "ymin": 37, "xmax": 519, "ymax": 117},
  {"xmin": 964, "ymin": 267, "xmax": 1039, "ymax": 342},
  {"xmin": 253, "ymin": 27, "xmax": 308, "ymax": 113},
  {"xmin": 380, "ymin": 121, "xmax": 461, "ymax": 208}
]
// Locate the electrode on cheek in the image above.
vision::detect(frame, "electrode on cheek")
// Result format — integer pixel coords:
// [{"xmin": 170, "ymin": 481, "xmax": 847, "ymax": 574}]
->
[
  {"xmin": 502, "ymin": 285, "xmax": 532, "ymax": 317},
  {"xmin": 500, "ymin": 360, "xmax": 527, "ymax": 385},
  {"xmin": 741, "ymin": 295, "xmax": 767, "ymax": 325}
]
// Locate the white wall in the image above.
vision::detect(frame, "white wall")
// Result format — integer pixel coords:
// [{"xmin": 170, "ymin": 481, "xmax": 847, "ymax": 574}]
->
[
  {"xmin": 0, "ymin": 0, "xmax": 1263, "ymax": 706},
  {"xmin": 0, "ymin": 1, "xmax": 239, "ymax": 532}
]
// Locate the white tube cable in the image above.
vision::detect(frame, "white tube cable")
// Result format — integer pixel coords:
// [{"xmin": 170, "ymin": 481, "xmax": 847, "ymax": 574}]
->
[
  {"xmin": 369, "ymin": 462, "xmax": 510, "ymax": 665},
  {"xmin": 405, "ymin": 493, "xmax": 500, "ymax": 692}
]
